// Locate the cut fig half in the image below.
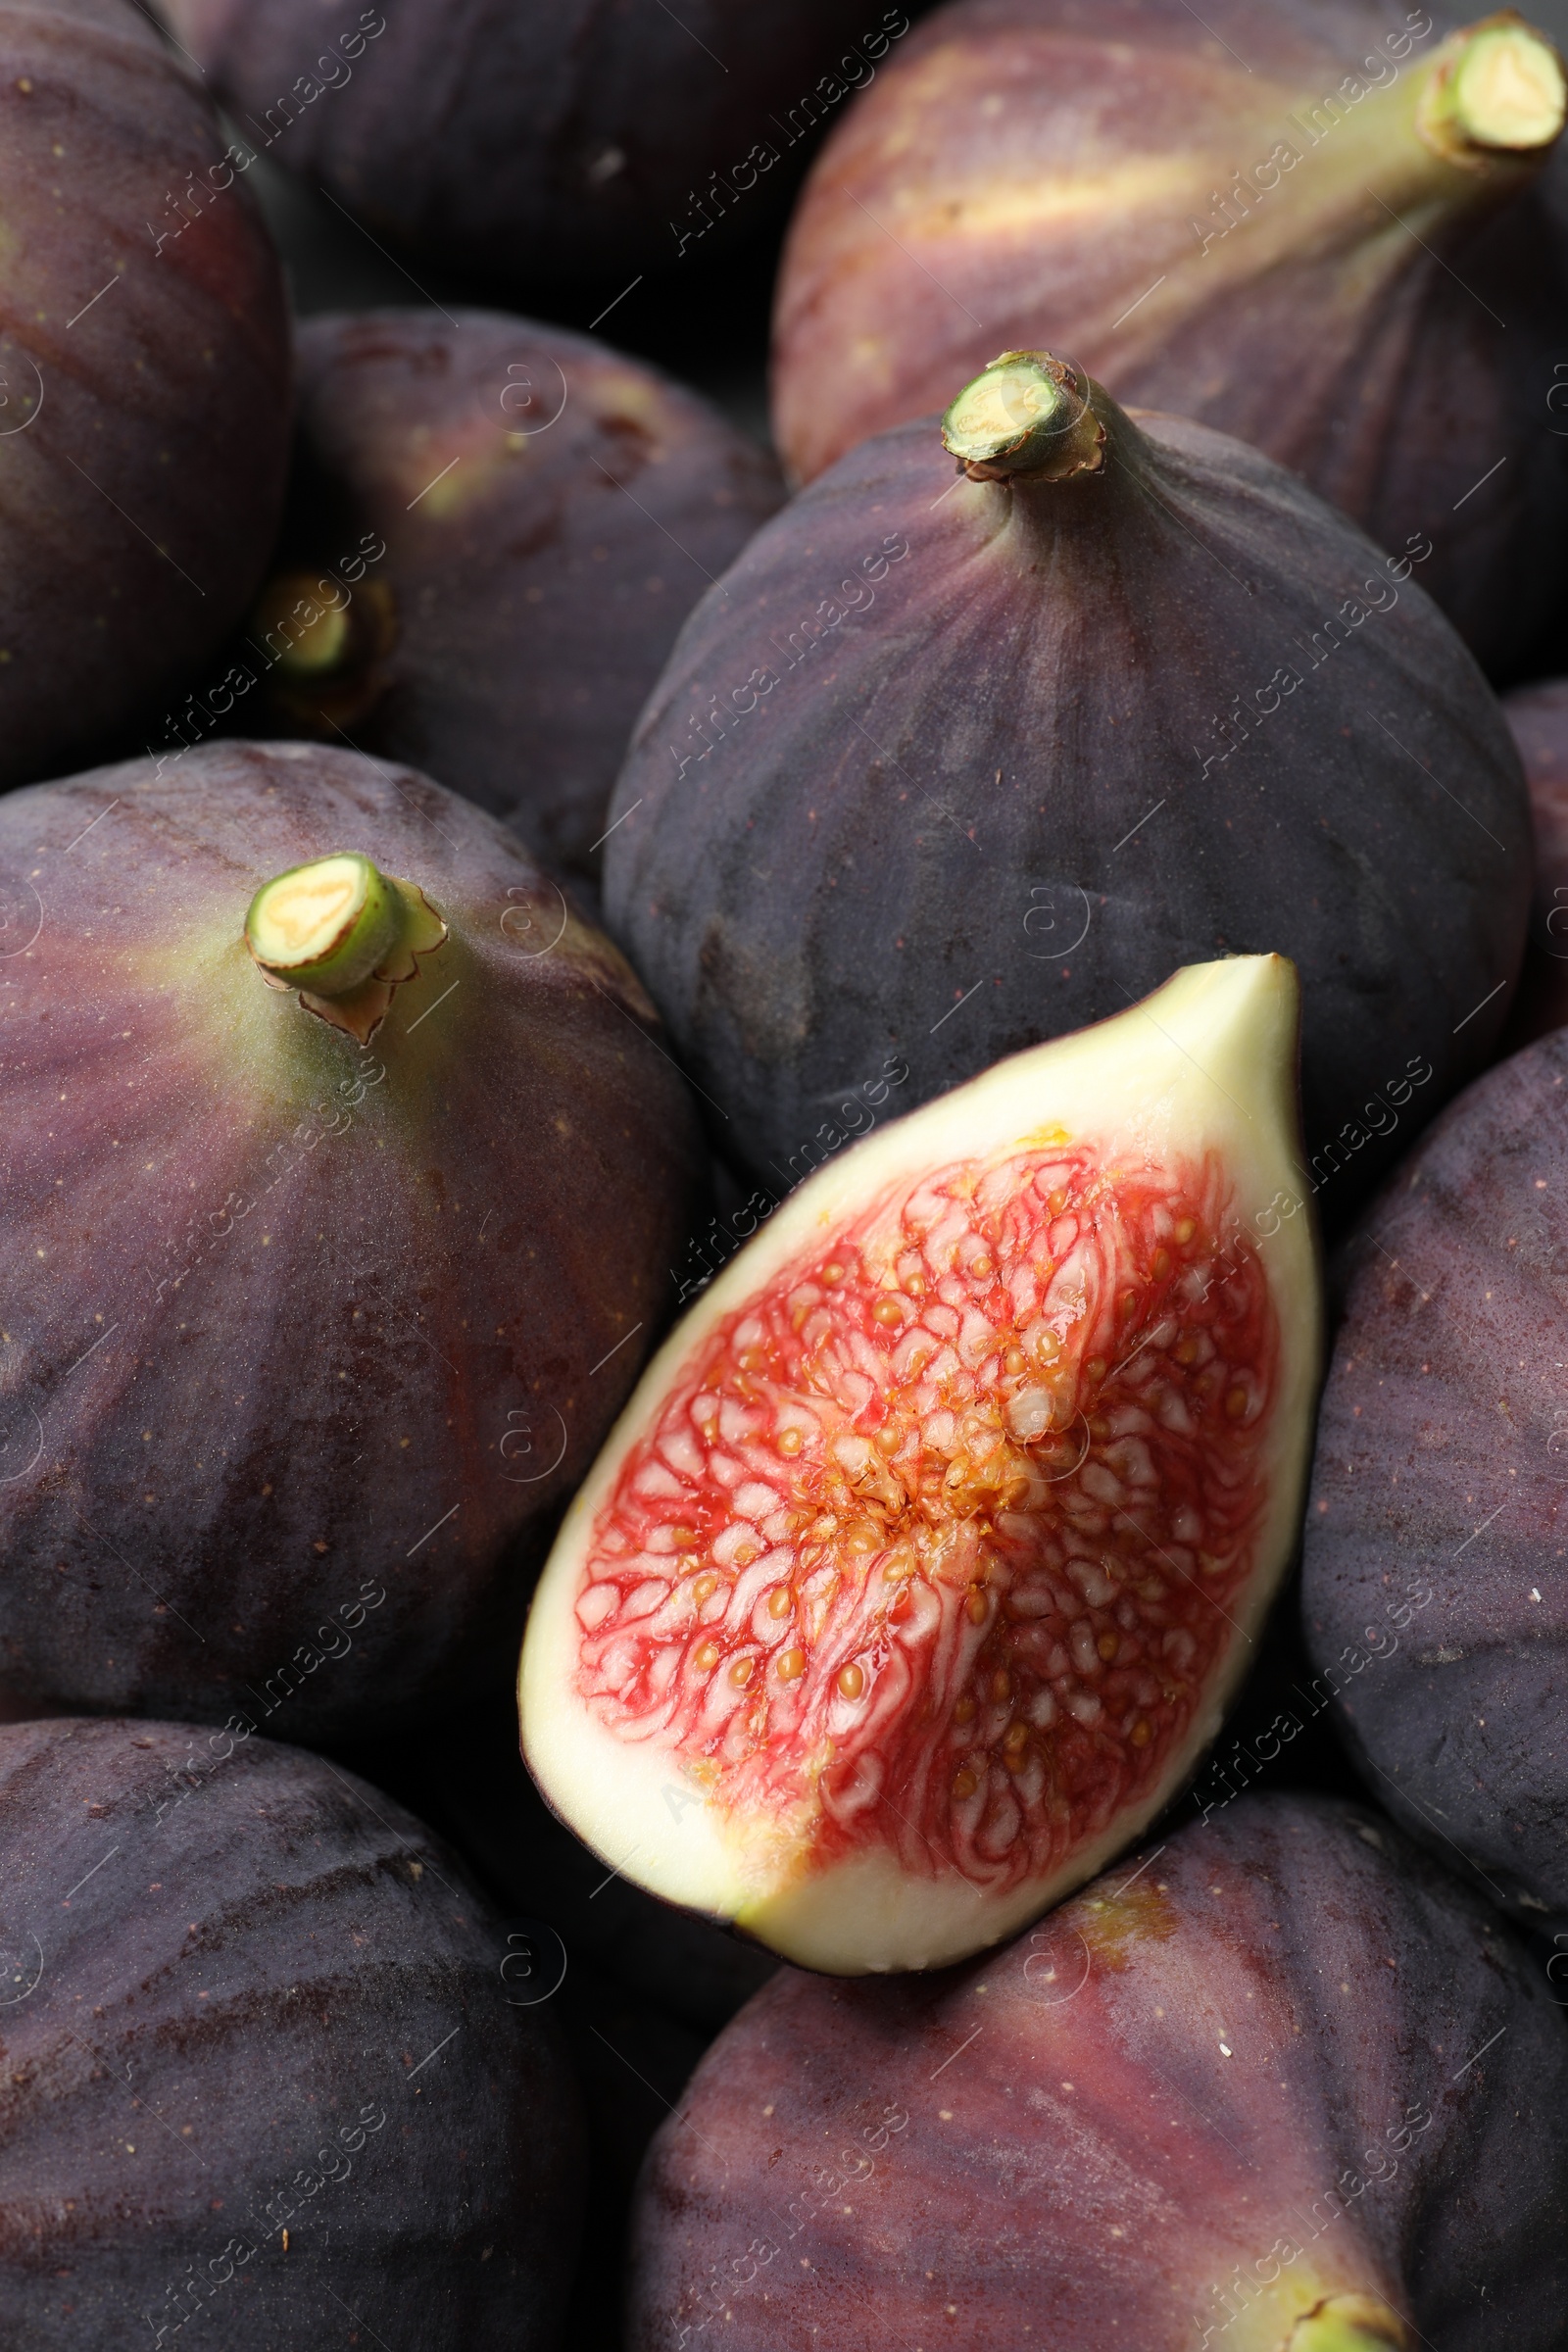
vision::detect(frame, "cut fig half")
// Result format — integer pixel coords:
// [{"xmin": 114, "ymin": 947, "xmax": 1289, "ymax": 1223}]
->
[{"xmin": 520, "ymin": 956, "xmax": 1321, "ymax": 1972}]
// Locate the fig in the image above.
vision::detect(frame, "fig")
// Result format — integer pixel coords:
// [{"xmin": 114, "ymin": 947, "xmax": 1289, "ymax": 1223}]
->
[
  {"xmin": 0, "ymin": 1713, "xmax": 584, "ymax": 2350},
  {"xmin": 521, "ymin": 955, "xmax": 1322, "ymax": 1974},
  {"xmin": 1498, "ymin": 676, "xmax": 1568, "ymax": 1045},
  {"xmin": 0, "ymin": 740, "xmax": 705, "ymax": 1736},
  {"xmin": 769, "ymin": 0, "xmax": 1568, "ymax": 677},
  {"xmin": 213, "ymin": 311, "xmax": 782, "ymax": 876},
  {"xmin": 603, "ymin": 352, "xmax": 1530, "ymax": 1210},
  {"xmin": 1301, "ymin": 1028, "xmax": 1568, "ymax": 1930},
  {"xmin": 0, "ymin": 0, "xmax": 289, "ymax": 790},
  {"xmin": 626, "ymin": 1793, "xmax": 1568, "ymax": 2351},
  {"xmin": 153, "ymin": 0, "xmax": 907, "ymax": 287}
]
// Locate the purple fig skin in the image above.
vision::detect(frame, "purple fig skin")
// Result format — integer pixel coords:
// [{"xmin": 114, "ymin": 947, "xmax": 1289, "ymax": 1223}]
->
[
  {"xmin": 1302, "ymin": 1032, "xmax": 1568, "ymax": 1929},
  {"xmin": 0, "ymin": 1715, "xmax": 585, "ymax": 2351},
  {"xmin": 0, "ymin": 0, "xmax": 289, "ymax": 789},
  {"xmin": 220, "ymin": 311, "xmax": 782, "ymax": 876},
  {"xmin": 603, "ymin": 382, "xmax": 1530, "ymax": 1216},
  {"xmin": 153, "ymin": 0, "xmax": 899, "ymax": 285},
  {"xmin": 1497, "ymin": 678, "xmax": 1568, "ymax": 1048},
  {"xmin": 770, "ymin": 0, "xmax": 1568, "ymax": 680},
  {"xmin": 0, "ymin": 741, "xmax": 706, "ymax": 1736},
  {"xmin": 627, "ymin": 1793, "xmax": 1568, "ymax": 2351}
]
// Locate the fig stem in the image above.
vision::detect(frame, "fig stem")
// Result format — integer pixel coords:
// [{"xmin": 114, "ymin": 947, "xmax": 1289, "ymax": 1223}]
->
[
  {"xmin": 245, "ymin": 853, "xmax": 448, "ymax": 1044},
  {"xmin": 940, "ymin": 351, "xmax": 1106, "ymax": 484},
  {"xmin": 255, "ymin": 570, "xmax": 355, "ymax": 680},
  {"xmin": 246, "ymin": 853, "xmax": 402, "ymax": 997},
  {"xmin": 1417, "ymin": 12, "xmax": 1565, "ymax": 162}
]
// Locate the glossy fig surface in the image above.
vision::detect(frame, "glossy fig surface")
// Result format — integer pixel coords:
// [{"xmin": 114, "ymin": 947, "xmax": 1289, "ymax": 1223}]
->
[
  {"xmin": 628, "ymin": 1793, "xmax": 1568, "ymax": 2350},
  {"xmin": 0, "ymin": 1714, "xmax": 584, "ymax": 2350},
  {"xmin": 0, "ymin": 742, "xmax": 705, "ymax": 1735},
  {"xmin": 0, "ymin": 0, "xmax": 289, "ymax": 788},
  {"xmin": 221, "ymin": 311, "xmax": 782, "ymax": 875},
  {"xmin": 771, "ymin": 0, "xmax": 1568, "ymax": 676},
  {"xmin": 155, "ymin": 0, "xmax": 907, "ymax": 285},
  {"xmin": 523, "ymin": 957, "xmax": 1321, "ymax": 1974},
  {"xmin": 1302, "ymin": 1030, "xmax": 1568, "ymax": 1929},
  {"xmin": 604, "ymin": 356, "xmax": 1529, "ymax": 1212}
]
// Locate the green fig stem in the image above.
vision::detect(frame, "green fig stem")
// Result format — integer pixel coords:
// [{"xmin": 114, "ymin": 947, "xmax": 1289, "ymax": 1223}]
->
[
  {"xmin": 245, "ymin": 854, "xmax": 449, "ymax": 1045},
  {"xmin": 261, "ymin": 577, "xmax": 354, "ymax": 679},
  {"xmin": 1284, "ymin": 2294, "xmax": 1409, "ymax": 2352},
  {"xmin": 246, "ymin": 854, "xmax": 401, "ymax": 995},
  {"xmin": 1417, "ymin": 12, "xmax": 1566, "ymax": 163},
  {"xmin": 941, "ymin": 351, "xmax": 1107, "ymax": 485}
]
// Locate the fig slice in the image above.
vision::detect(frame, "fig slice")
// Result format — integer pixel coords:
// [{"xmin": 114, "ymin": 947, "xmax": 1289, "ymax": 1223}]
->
[{"xmin": 520, "ymin": 955, "xmax": 1321, "ymax": 1973}]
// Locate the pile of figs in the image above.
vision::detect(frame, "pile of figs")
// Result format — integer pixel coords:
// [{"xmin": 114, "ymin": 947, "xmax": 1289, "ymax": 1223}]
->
[{"xmin": 2, "ymin": 0, "xmax": 1567, "ymax": 2341}]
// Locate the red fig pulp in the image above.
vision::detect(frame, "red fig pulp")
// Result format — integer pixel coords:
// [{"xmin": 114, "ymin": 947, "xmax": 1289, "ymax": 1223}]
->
[{"xmin": 521, "ymin": 956, "xmax": 1320, "ymax": 1972}]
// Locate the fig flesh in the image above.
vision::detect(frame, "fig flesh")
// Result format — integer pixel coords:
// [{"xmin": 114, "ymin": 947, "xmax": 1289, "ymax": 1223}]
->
[
  {"xmin": 521, "ymin": 956, "xmax": 1320, "ymax": 1974},
  {"xmin": 603, "ymin": 355, "xmax": 1530, "ymax": 1214},
  {"xmin": 0, "ymin": 1714, "xmax": 584, "ymax": 2350},
  {"xmin": 0, "ymin": 742, "xmax": 705, "ymax": 1736},
  {"xmin": 1301, "ymin": 1028, "xmax": 1568, "ymax": 1930},
  {"xmin": 214, "ymin": 311, "xmax": 782, "ymax": 876},
  {"xmin": 769, "ymin": 0, "xmax": 1568, "ymax": 676},
  {"xmin": 627, "ymin": 1793, "xmax": 1568, "ymax": 2351},
  {"xmin": 0, "ymin": 0, "xmax": 289, "ymax": 788}
]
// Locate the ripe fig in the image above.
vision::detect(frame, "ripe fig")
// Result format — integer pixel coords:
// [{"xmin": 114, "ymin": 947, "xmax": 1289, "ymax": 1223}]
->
[
  {"xmin": 603, "ymin": 353, "xmax": 1530, "ymax": 1213},
  {"xmin": 1498, "ymin": 676, "xmax": 1568, "ymax": 1045},
  {"xmin": 769, "ymin": 0, "xmax": 1568, "ymax": 677},
  {"xmin": 0, "ymin": 0, "xmax": 289, "ymax": 790},
  {"xmin": 0, "ymin": 1714, "xmax": 584, "ymax": 2350},
  {"xmin": 521, "ymin": 956, "xmax": 1321, "ymax": 1974},
  {"xmin": 0, "ymin": 741, "xmax": 705, "ymax": 1736},
  {"xmin": 213, "ymin": 311, "xmax": 782, "ymax": 876},
  {"xmin": 153, "ymin": 0, "xmax": 904, "ymax": 286},
  {"xmin": 1301, "ymin": 1029, "xmax": 1568, "ymax": 1930},
  {"xmin": 626, "ymin": 1794, "xmax": 1568, "ymax": 2351}
]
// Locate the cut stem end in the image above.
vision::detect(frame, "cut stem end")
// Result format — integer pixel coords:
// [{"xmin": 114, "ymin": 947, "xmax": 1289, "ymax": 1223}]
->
[
  {"xmin": 245, "ymin": 852, "xmax": 448, "ymax": 1044},
  {"xmin": 1419, "ymin": 13, "xmax": 1566, "ymax": 161},
  {"xmin": 940, "ymin": 351, "xmax": 1106, "ymax": 483}
]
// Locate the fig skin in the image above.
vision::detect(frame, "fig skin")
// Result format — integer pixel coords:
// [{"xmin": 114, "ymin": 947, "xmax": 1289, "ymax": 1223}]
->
[
  {"xmin": 0, "ymin": 1714, "xmax": 584, "ymax": 2350},
  {"xmin": 154, "ymin": 0, "xmax": 902, "ymax": 286},
  {"xmin": 1301, "ymin": 1030, "xmax": 1568, "ymax": 1931},
  {"xmin": 0, "ymin": 0, "xmax": 289, "ymax": 791},
  {"xmin": 603, "ymin": 373, "xmax": 1530, "ymax": 1213},
  {"xmin": 769, "ymin": 0, "xmax": 1568, "ymax": 678},
  {"xmin": 628, "ymin": 1792, "xmax": 1568, "ymax": 2351},
  {"xmin": 0, "ymin": 740, "xmax": 706, "ymax": 1737},
  {"xmin": 222, "ymin": 311, "xmax": 783, "ymax": 877},
  {"xmin": 1497, "ymin": 677, "xmax": 1568, "ymax": 1047}
]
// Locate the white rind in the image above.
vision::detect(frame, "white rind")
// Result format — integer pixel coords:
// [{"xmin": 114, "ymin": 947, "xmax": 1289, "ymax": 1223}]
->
[{"xmin": 519, "ymin": 956, "xmax": 1321, "ymax": 1974}]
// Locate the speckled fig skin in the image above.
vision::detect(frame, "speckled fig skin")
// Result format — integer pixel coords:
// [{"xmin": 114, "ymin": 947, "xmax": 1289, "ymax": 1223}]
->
[
  {"xmin": 769, "ymin": 0, "xmax": 1568, "ymax": 678},
  {"xmin": 1497, "ymin": 679, "xmax": 1568, "ymax": 1047},
  {"xmin": 154, "ymin": 0, "xmax": 897, "ymax": 286},
  {"xmin": 603, "ymin": 384, "xmax": 1530, "ymax": 1215},
  {"xmin": 1302, "ymin": 1034, "xmax": 1568, "ymax": 1929},
  {"xmin": 0, "ymin": 0, "xmax": 289, "ymax": 790},
  {"xmin": 0, "ymin": 742, "xmax": 706, "ymax": 1735},
  {"xmin": 0, "ymin": 1715, "xmax": 585, "ymax": 2350},
  {"xmin": 627, "ymin": 1794, "xmax": 1568, "ymax": 2351},
  {"xmin": 222, "ymin": 311, "xmax": 782, "ymax": 876}
]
